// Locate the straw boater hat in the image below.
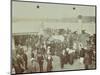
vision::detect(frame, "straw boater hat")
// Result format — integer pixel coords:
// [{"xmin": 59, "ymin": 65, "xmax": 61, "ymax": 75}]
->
[
  {"xmin": 66, "ymin": 48, "xmax": 70, "ymax": 52},
  {"xmin": 84, "ymin": 47, "xmax": 87, "ymax": 50},
  {"xmin": 31, "ymin": 58, "xmax": 36, "ymax": 63},
  {"xmin": 47, "ymin": 46, "xmax": 51, "ymax": 49}
]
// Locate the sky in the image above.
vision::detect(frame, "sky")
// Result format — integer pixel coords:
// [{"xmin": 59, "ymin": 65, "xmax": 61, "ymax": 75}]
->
[{"xmin": 12, "ymin": 1, "xmax": 96, "ymax": 34}]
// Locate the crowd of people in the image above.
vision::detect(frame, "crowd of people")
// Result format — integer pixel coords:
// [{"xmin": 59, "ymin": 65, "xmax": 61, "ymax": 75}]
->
[{"xmin": 12, "ymin": 28, "xmax": 96, "ymax": 74}]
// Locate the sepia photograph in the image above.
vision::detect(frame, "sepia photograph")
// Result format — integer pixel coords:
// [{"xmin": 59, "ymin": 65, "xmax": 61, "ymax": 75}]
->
[{"xmin": 11, "ymin": 0, "xmax": 96, "ymax": 74}]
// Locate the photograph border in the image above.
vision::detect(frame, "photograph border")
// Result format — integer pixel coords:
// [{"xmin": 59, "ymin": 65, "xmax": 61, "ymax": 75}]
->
[{"xmin": 11, "ymin": 0, "xmax": 97, "ymax": 74}]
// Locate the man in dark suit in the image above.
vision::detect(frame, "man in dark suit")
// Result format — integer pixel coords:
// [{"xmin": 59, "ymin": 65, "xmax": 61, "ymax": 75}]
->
[
  {"xmin": 37, "ymin": 53, "xmax": 44, "ymax": 72},
  {"xmin": 60, "ymin": 50, "xmax": 66, "ymax": 68},
  {"xmin": 47, "ymin": 54, "xmax": 53, "ymax": 71},
  {"xmin": 20, "ymin": 48, "xmax": 28, "ymax": 70}
]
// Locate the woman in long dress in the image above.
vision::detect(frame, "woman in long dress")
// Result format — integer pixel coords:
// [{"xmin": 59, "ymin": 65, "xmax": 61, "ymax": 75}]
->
[{"xmin": 30, "ymin": 58, "xmax": 40, "ymax": 72}]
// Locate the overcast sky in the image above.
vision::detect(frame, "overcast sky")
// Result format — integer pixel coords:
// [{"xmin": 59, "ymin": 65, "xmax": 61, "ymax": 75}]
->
[{"xmin": 12, "ymin": 1, "xmax": 96, "ymax": 34}]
